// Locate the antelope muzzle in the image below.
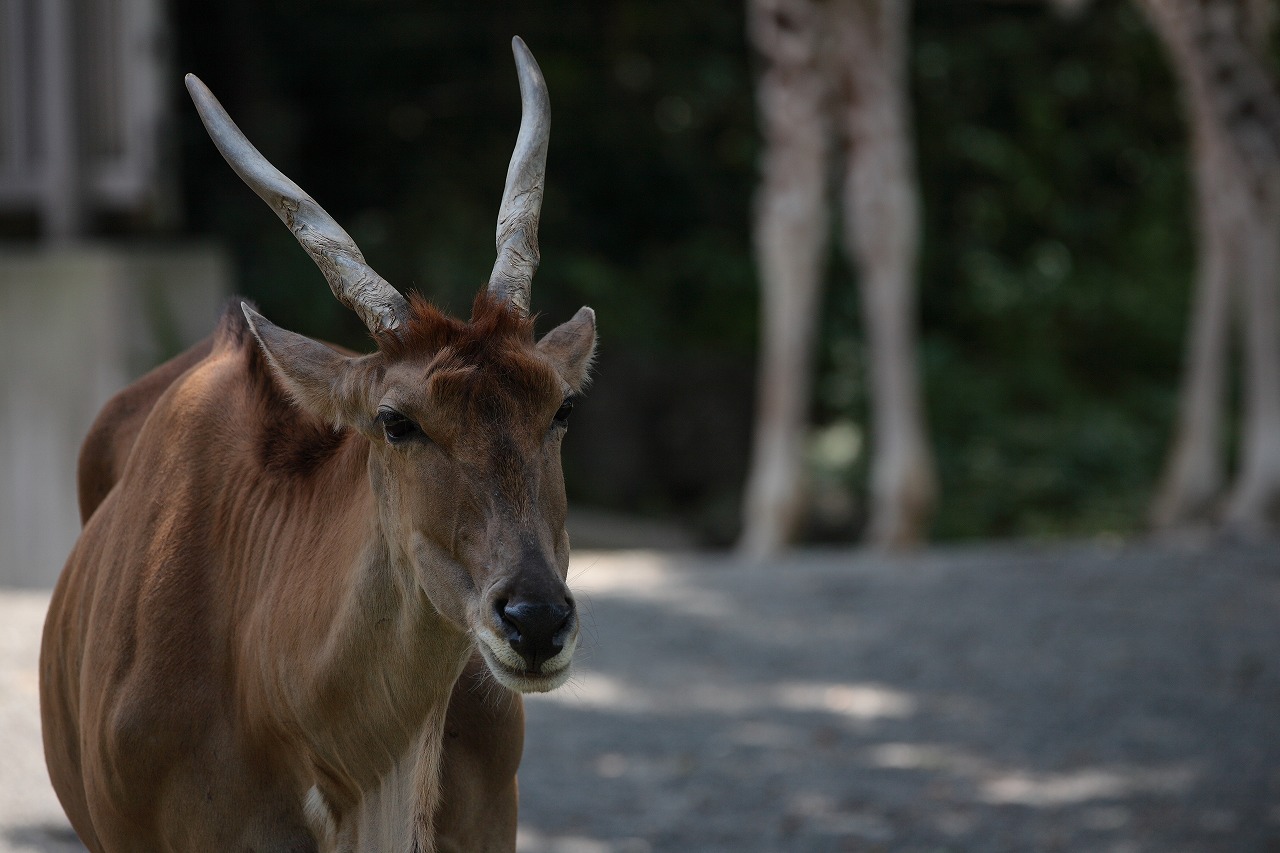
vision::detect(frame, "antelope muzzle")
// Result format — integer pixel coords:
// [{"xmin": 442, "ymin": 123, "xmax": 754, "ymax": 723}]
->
[
  {"xmin": 499, "ymin": 596, "xmax": 574, "ymax": 669},
  {"xmin": 479, "ymin": 557, "xmax": 577, "ymax": 693}
]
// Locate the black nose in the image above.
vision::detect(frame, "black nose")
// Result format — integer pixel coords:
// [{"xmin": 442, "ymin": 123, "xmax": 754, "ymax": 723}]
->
[{"xmin": 498, "ymin": 599, "xmax": 574, "ymax": 671}]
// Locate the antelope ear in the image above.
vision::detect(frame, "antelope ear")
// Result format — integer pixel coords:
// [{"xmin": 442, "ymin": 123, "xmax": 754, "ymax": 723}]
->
[
  {"xmin": 537, "ymin": 306, "xmax": 596, "ymax": 391},
  {"xmin": 241, "ymin": 303, "xmax": 369, "ymax": 429}
]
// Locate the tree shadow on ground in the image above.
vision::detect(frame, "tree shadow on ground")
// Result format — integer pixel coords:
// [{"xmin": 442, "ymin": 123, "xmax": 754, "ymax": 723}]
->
[{"xmin": 516, "ymin": 545, "xmax": 1280, "ymax": 852}]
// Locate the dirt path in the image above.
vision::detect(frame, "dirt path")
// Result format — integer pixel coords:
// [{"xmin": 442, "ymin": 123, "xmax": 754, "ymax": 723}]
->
[{"xmin": 4, "ymin": 542, "xmax": 1278, "ymax": 852}]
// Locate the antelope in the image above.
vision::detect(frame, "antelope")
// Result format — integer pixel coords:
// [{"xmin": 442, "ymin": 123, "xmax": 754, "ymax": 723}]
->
[{"xmin": 40, "ymin": 37, "xmax": 596, "ymax": 853}]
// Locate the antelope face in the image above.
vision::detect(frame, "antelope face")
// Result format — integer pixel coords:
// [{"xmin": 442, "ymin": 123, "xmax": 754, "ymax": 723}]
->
[
  {"xmin": 244, "ymin": 296, "xmax": 595, "ymax": 694},
  {"xmin": 367, "ymin": 300, "xmax": 596, "ymax": 693},
  {"xmin": 191, "ymin": 36, "xmax": 590, "ymax": 693}
]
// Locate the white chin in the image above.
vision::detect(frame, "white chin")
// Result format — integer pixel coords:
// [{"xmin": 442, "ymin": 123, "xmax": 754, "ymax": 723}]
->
[{"xmin": 477, "ymin": 640, "xmax": 572, "ymax": 694}]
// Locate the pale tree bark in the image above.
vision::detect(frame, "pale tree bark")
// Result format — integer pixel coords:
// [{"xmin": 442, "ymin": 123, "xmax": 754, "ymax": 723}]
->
[
  {"xmin": 1141, "ymin": 0, "xmax": 1280, "ymax": 535},
  {"xmin": 740, "ymin": 0, "xmax": 934, "ymax": 555},
  {"xmin": 740, "ymin": 0, "xmax": 833, "ymax": 557},
  {"xmin": 1149, "ymin": 87, "xmax": 1241, "ymax": 529},
  {"xmin": 830, "ymin": 0, "xmax": 936, "ymax": 547},
  {"xmin": 1226, "ymin": 178, "xmax": 1280, "ymax": 532}
]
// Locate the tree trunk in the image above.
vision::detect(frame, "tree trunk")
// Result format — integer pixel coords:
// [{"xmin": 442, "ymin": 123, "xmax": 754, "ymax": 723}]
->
[
  {"xmin": 830, "ymin": 0, "xmax": 936, "ymax": 548},
  {"xmin": 1149, "ymin": 91, "xmax": 1238, "ymax": 530},
  {"xmin": 1141, "ymin": 0, "xmax": 1280, "ymax": 536},
  {"xmin": 739, "ymin": 0, "xmax": 833, "ymax": 557},
  {"xmin": 1223, "ymin": 188, "xmax": 1280, "ymax": 532}
]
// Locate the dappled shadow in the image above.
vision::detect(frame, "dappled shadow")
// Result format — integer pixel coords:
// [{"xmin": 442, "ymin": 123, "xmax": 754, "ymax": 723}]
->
[{"xmin": 517, "ymin": 544, "xmax": 1280, "ymax": 852}]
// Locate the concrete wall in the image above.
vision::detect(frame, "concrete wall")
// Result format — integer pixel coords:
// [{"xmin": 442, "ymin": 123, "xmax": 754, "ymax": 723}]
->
[{"xmin": 0, "ymin": 245, "xmax": 229, "ymax": 588}]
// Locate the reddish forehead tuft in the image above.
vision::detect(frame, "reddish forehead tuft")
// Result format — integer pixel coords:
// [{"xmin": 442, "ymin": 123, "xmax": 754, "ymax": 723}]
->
[
  {"xmin": 377, "ymin": 290, "xmax": 561, "ymax": 417},
  {"xmin": 376, "ymin": 291, "xmax": 535, "ymax": 358}
]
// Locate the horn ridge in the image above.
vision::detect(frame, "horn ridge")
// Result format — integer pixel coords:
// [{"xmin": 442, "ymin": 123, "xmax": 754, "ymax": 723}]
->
[
  {"xmin": 487, "ymin": 36, "xmax": 551, "ymax": 317},
  {"xmin": 184, "ymin": 73, "xmax": 410, "ymax": 337}
]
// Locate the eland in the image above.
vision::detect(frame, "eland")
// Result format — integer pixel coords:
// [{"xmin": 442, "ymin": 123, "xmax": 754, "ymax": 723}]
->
[{"xmin": 40, "ymin": 37, "xmax": 595, "ymax": 853}]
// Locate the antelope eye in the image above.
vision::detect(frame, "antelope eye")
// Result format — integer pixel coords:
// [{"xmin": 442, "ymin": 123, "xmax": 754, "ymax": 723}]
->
[
  {"xmin": 553, "ymin": 399, "xmax": 575, "ymax": 426},
  {"xmin": 377, "ymin": 409, "xmax": 421, "ymax": 444}
]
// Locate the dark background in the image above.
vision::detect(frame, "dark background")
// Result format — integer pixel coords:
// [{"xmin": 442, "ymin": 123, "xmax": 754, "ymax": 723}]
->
[{"xmin": 165, "ymin": 0, "xmax": 1194, "ymax": 545}]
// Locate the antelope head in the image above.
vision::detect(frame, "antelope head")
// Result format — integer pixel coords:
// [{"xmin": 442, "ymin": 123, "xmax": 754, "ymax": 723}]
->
[{"xmin": 187, "ymin": 38, "xmax": 595, "ymax": 693}]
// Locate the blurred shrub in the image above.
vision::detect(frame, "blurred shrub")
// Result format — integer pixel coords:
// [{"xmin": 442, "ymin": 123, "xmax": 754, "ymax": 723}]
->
[
  {"xmin": 909, "ymin": 0, "xmax": 1191, "ymax": 540},
  {"xmin": 173, "ymin": 0, "xmax": 1196, "ymax": 543}
]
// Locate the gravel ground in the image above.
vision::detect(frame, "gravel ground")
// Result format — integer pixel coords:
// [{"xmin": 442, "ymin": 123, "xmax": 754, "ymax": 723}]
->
[{"xmin": 3, "ymin": 542, "xmax": 1278, "ymax": 852}]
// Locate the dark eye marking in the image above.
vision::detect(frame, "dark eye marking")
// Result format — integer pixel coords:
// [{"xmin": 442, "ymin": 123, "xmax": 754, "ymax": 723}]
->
[
  {"xmin": 553, "ymin": 397, "xmax": 575, "ymax": 427},
  {"xmin": 376, "ymin": 408, "xmax": 423, "ymax": 445}
]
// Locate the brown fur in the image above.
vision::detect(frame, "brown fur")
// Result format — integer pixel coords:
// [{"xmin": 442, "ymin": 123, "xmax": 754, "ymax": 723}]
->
[
  {"xmin": 77, "ymin": 337, "xmax": 213, "ymax": 523},
  {"xmin": 43, "ymin": 291, "xmax": 596, "ymax": 852},
  {"xmin": 381, "ymin": 293, "xmax": 562, "ymax": 432}
]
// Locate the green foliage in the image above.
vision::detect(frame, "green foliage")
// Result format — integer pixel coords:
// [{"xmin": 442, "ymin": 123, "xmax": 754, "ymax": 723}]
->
[
  {"xmin": 908, "ymin": 0, "xmax": 1192, "ymax": 539},
  {"xmin": 813, "ymin": 0, "xmax": 1192, "ymax": 540},
  {"xmin": 175, "ymin": 0, "xmax": 1201, "ymax": 542}
]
